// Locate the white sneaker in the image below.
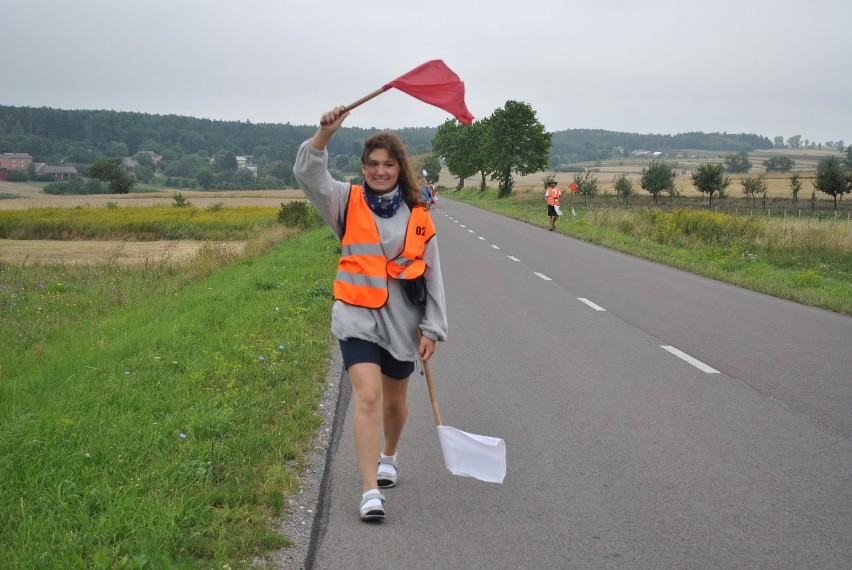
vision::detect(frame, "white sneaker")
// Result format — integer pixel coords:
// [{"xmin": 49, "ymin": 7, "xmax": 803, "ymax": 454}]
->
[{"xmin": 377, "ymin": 455, "xmax": 398, "ymax": 488}]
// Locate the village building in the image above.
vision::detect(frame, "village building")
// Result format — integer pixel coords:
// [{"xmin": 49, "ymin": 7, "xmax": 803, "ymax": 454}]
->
[
  {"xmin": 0, "ymin": 152, "xmax": 33, "ymax": 170},
  {"xmin": 36, "ymin": 164, "xmax": 78, "ymax": 181}
]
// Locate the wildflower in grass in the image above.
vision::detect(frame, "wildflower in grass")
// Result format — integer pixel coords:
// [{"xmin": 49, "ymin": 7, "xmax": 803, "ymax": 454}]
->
[
  {"xmin": 275, "ymin": 306, "xmax": 280, "ymax": 313},
  {"xmin": 278, "ymin": 345, "xmax": 285, "ymax": 350},
  {"xmin": 179, "ymin": 432, "xmax": 187, "ymax": 439},
  {"xmin": 124, "ymin": 370, "xmax": 130, "ymax": 376},
  {"xmin": 258, "ymin": 356, "xmax": 265, "ymax": 361}
]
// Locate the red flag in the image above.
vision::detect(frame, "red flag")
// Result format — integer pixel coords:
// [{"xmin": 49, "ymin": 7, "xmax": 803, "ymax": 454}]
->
[
  {"xmin": 569, "ymin": 182, "xmax": 579, "ymax": 193},
  {"xmin": 383, "ymin": 60, "xmax": 475, "ymax": 125}
]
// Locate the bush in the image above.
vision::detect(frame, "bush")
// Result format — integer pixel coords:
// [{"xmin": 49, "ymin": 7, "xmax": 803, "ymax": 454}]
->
[
  {"xmin": 172, "ymin": 192, "xmax": 191, "ymax": 208},
  {"xmin": 636, "ymin": 208, "xmax": 766, "ymax": 246},
  {"xmin": 6, "ymin": 170, "xmax": 29, "ymax": 182},
  {"xmin": 44, "ymin": 178, "xmax": 109, "ymax": 195},
  {"xmin": 277, "ymin": 201, "xmax": 323, "ymax": 229}
]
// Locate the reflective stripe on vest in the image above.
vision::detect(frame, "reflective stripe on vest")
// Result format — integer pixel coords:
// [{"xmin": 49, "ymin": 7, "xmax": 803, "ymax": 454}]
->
[{"xmin": 335, "ymin": 185, "xmax": 434, "ymax": 309}]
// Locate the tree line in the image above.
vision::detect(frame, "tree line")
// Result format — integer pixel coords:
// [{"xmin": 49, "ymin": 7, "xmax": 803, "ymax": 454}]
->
[
  {"xmin": 1, "ymin": 104, "xmax": 791, "ymax": 193},
  {"xmin": 617, "ymin": 148, "xmax": 852, "ymax": 210}
]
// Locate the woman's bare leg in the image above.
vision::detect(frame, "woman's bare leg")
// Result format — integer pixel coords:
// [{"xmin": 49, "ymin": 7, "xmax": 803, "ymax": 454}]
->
[
  {"xmin": 381, "ymin": 374, "xmax": 410, "ymax": 456},
  {"xmin": 348, "ymin": 362, "xmax": 383, "ymax": 493}
]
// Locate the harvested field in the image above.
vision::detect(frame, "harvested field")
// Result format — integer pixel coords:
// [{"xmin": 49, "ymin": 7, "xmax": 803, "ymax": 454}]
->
[
  {"xmin": 0, "ymin": 239, "xmax": 246, "ymax": 265},
  {"xmin": 0, "ymin": 181, "xmax": 298, "ymax": 264},
  {"xmin": 0, "ymin": 181, "xmax": 305, "ymax": 210},
  {"xmin": 439, "ymin": 148, "xmax": 843, "ymax": 200}
]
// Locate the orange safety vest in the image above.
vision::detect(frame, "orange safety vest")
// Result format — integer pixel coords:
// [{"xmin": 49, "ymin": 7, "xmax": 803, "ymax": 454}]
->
[
  {"xmin": 546, "ymin": 186, "xmax": 562, "ymax": 206},
  {"xmin": 335, "ymin": 185, "xmax": 435, "ymax": 308}
]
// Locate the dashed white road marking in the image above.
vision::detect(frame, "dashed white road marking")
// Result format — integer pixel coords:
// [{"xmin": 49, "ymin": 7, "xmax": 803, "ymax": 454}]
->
[
  {"xmin": 661, "ymin": 346, "xmax": 720, "ymax": 374},
  {"xmin": 578, "ymin": 298, "xmax": 606, "ymax": 311},
  {"xmin": 444, "ymin": 214, "xmax": 722, "ymax": 378}
]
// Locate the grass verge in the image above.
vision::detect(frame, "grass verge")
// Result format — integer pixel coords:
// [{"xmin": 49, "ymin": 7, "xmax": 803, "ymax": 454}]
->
[
  {"xmin": 449, "ymin": 188, "xmax": 852, "ymax": 315},
  {"xmin": 0, "ymin": 226, "xmax": 340, "ymax": 567}
]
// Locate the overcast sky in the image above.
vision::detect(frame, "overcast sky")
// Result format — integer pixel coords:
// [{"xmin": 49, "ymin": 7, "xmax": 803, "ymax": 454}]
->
[{"xmin": 4, "ymin": 0, "xmax": 850, "ymax": 145}]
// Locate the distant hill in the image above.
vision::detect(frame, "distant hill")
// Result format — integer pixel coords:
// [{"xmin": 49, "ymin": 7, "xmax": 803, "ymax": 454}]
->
[
  {"xmin": 551, "ymin": 129, "xmax": 774, "ymax": 164},
  {"xmin": 0, "ymin": 104, "xmax": 772, "ymax": 166}
]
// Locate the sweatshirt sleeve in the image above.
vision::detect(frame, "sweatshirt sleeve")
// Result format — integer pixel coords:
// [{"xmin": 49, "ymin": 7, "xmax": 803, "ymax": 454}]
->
[
  {"xmin": 293, "ymin": 139, "xmax": 348, "ymax": 240},
  {"xmin": 420, "ymin": 235, "xmax": 449, "ymax": 343}
]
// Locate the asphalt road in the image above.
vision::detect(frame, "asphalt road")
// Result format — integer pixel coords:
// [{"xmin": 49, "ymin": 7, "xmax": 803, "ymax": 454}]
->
[{"xmin": 308, "ymin": 197, "xmax": 852, "ymax": 569}]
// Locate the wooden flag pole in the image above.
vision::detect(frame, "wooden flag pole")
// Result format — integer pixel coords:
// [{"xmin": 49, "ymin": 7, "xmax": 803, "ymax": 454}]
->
[{"xmin": 320, "ymin": 87, "xmax": 387, "ymax": 125}]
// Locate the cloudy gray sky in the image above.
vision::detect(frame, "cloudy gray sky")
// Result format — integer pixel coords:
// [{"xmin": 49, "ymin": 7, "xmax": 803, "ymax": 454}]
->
[{"xmin": 4, "ymin": 0, "xmax": 850, "ymax": 145}]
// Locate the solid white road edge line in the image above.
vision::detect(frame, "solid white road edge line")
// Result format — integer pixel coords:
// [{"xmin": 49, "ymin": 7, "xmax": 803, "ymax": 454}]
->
[
  {"xmin": 577, "ymin": 298, "xmax": 606, "ymax": 311},
  {"xmin": 660, "ymin": 345, "xmax": 720, "ymax": 374}
]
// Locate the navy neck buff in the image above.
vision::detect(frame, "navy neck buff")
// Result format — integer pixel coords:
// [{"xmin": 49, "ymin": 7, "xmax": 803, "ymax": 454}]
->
[{"xmin": 363, "ymin": 184, "xmax": 402, "ymax": 218}]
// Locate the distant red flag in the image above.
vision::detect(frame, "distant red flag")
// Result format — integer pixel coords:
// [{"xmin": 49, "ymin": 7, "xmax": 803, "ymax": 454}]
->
[
  {"xmin": 569, "ymin": 182, "xmax": 579, "ymax": 193},
  {"xmin": 383, "ymin": 60, "xmax": 475, "ymax": 125}
]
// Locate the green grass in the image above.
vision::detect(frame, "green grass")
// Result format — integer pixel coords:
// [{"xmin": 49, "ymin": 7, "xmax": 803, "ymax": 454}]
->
[
  {"xmin": 0, "ymin": 226, "xmax": 340, "ymax": 567},
  {"xmin": 449, "ymin": 188, "xmax": 852, "ymax": 315}
]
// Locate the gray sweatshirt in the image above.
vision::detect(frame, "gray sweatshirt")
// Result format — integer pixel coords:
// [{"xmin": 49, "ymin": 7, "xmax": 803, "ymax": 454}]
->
[{"xmin": 293, "ymin": 139, "xmax": 448, "ymax": 362}]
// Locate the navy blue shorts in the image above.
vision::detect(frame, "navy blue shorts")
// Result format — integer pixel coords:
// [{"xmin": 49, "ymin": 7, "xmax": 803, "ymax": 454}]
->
[{"xmin": 339, "ymin": 338, "xmax": 415, "ymax": 380}]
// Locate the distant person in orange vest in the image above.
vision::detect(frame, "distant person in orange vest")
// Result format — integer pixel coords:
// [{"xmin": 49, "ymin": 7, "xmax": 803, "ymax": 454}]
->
[
  {"xmin": 545, "ymin": 180, "xmax": 563, "ymax": 230},
  {"xmin": 294, "ymin": 106, "xmax": 448, "ymax": 522}
]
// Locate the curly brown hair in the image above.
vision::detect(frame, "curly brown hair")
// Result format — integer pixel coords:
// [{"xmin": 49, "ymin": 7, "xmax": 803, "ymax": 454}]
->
[{"xmin": 361, "ymin": 131, "xmax": 427, "ymax": 209}]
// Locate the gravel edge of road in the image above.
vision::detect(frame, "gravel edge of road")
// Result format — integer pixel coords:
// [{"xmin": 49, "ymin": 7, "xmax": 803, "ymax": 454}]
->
[{"xmin": 256, "ymin": 344, "xmax": 345, "ymax": 570}]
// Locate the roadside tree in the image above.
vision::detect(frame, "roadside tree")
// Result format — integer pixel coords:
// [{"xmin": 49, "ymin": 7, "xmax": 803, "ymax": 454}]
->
[
  {"xmin": 640, "ymin": 160, "xmax": 676, "ymax": 204},
  {"xmin": 483, "ymin": 101, "xmax": 551, "ymax": 197},
  {"xmin": 613, "ymin": 173, "xmax": 634, "ymax": 206},
  {"xmin": 432, "ymin": 119, "xmax": 485, "ymax": 190},
  {"xmin": 420, "ymin": 155, "xmax": 441, "ymax": 183},
  {"xmin": 573, "ymin": 171, "xmax": 600, "ymax": 205},
  {"xmin": 790, "ymin": 172, "xmax": 802, "ymax": 203},
  {"xmin": 724, "ymin": 152, "xmax": 752, "ymax": 173},
  {"xmin": 691, "ymin": 162, "xmax": 730, "ymax": 207},
  {"xmin": 741, "ymin": 173, "xmax": 768, "ymax": 206},
  {"xmin": 813, "ymin": 155, "xmax": 852, "ymax": 209}
]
